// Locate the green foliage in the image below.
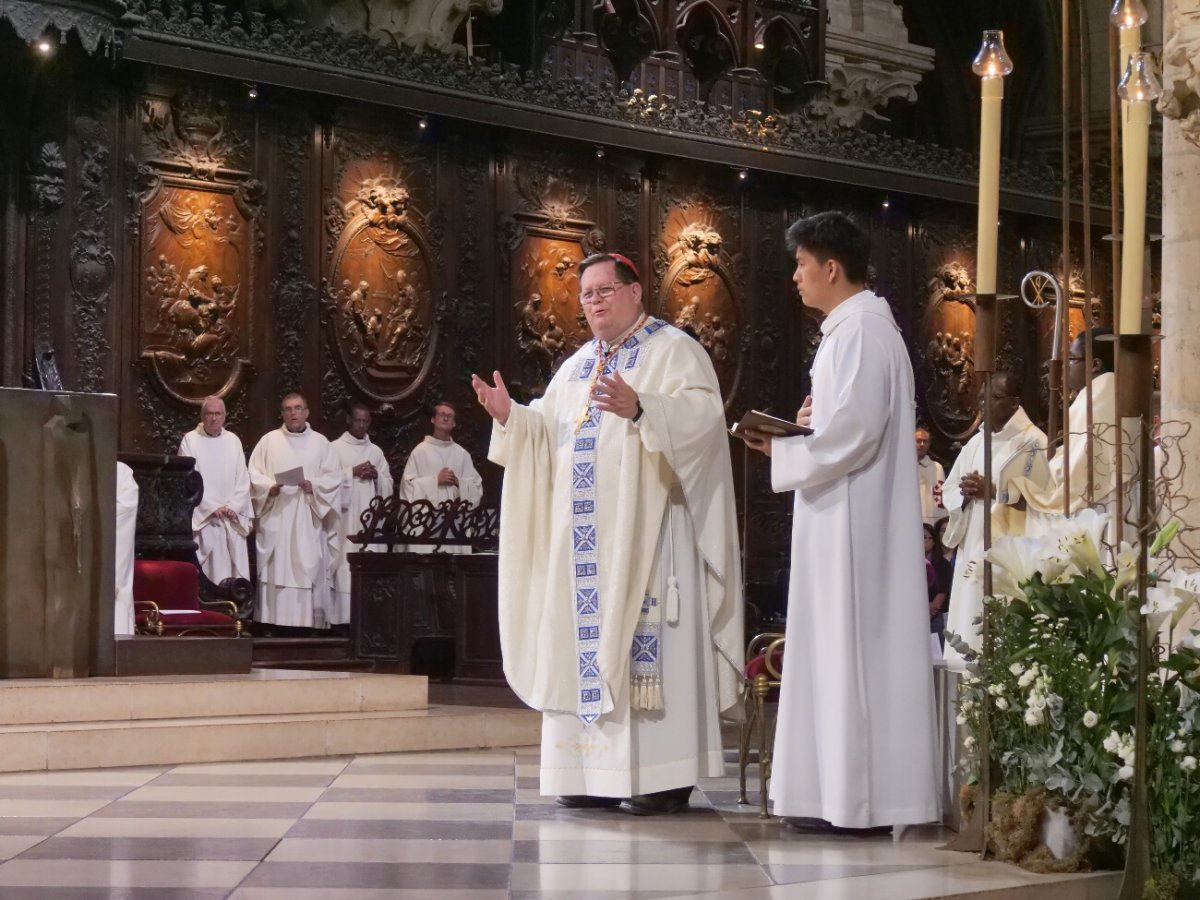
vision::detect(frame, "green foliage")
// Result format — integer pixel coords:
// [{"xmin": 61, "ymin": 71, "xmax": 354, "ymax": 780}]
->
[{"xmin": 954, "ymin": 560, "xmax": 1200, "ymax": 886}]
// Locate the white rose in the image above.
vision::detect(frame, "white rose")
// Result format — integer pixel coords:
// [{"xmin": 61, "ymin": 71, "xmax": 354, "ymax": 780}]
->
[
  {"xmin": 964, "ymin": 735, "xmax": 976, "ymax": 750},
  {"xmin": 1083, "ymin": 711, "xmax": 1099, "ymax": 728},
  {"xmin": 1010, "ymin": 662, "xmax": 1025, "ymax": 676},
  {"xmin": 1025, "ymin": 707, "xmax": 1044, "ymax": 726},
  {"xmin": 956, "ymin": 713, "xmax": 968, "ymax": 726},
  {"xmin": 1118, "ymin": 765, "xmax": 1134, "ymax": 781},
  {"xmin": 996, "ymin": 697, "xmax": 1009, "ymax": 711},
  {"xmin": 1183, "ymin": 756, "xmax": 1198, "ymax": 773},
  {"xmin": 1018, "ymin": 670, "xmax": 1037, "ymax": 689},
  {"xmin": 1170, "ymin": 740, "xmax": 1186, "ymax": 754},
  {"xmin": 1103, "ymin": 731, "xmax": 1121, "ymax": 753}
]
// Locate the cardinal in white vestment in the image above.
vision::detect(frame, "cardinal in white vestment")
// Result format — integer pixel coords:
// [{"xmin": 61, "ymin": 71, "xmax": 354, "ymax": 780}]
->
[
  {"xmin": 178, "ymin": 396, "xmax": 252, "ymax": 584},
  {"xmin": 332, "ymin": 403, "xmax": 394, "ymax": 623},
  {"xmin": 472, "ymin": 252, "xmax": 743, "ymax": 816},
  {"xmin": 399, "ymin": 401, "xmax": 483, "ymax": 553},
  {"xmin": 916, "ymin": 426, "xmax": 947, "ymax": 525},
  {"xmin": 1015, "ymin": 329, "xmax": 1139, "ymax": 544},
  {"xmin": 741, "ymin": 212, "xmax": 938, "ymax": 832},
  {"xmin": 248, "ymin": 393, "xmax": 344, "ymax": 630},
  {"xmin": 115, "ymin": 462, "xmax": 139, "ymax": 635},
  {"xmin": 941, "ymin": 373, "xmax": 1050, "ymax": 665}
]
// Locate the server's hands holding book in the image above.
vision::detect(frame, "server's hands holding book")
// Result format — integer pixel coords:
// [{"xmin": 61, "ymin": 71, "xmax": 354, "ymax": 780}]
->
[{"xmin": 732, "ymin": 396, "xmax": 813, "ymax": 457}]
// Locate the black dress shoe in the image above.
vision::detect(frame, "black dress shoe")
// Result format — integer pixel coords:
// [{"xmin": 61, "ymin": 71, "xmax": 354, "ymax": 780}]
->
[
  {"xmin": 619, "ymin": 785, "xmax": 694, "ymax": 816},
  {"xmin": 782, "ymin": 816, "xmax": 892, "ymax": 836},
  {"xmin": 556, "ymin": 795, "xmax": 623, "ymax": 809}
]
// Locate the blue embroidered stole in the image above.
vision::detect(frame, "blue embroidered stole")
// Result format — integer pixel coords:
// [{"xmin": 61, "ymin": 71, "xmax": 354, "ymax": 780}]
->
[{"xmin": 569, "ymin": 316, "xmax": 667, "ymax": 724}]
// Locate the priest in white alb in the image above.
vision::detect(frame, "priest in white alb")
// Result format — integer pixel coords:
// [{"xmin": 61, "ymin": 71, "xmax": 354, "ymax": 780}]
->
[
  {"xmin": 472, "ymin": 251, "xmax": 743, "ymax": 816},
  {"xmin": 115, "ymin": 461, "xmax": 139, "ymax": 635},
  {"xmin": 741, "ymin": 212, "xmax": 938, "ymax": 833},
  {"xmin": 332, "ymin": 402, "xmax": 394, "ymax": 623},
  {"xmin": 1015, "ymin": 328, "xmax": 1138, "ymax": 544},
  {"xmin": 941, "ymin": 371, "xmax": 1049, "ymax": 664},
  {"xmin": 178, "ymin": 396, "xmax": 252, "ymax": 584},
  {"xmin": 399, "ymin": 401, "xmax": 482, "ymax": 553},
  {"xmin": 916, "ymin": 426, "xmax": 947, "ymax": 526},
  {"xmin": 248, "ymin": 393, "xmax": 344, "ymax": 632}
]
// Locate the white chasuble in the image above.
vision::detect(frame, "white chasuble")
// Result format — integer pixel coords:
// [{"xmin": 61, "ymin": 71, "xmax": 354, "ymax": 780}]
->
[
  {"xmin": 178, "ymin": 426, "xmax": 252, "ymax": 583},
  {"xmin": 918, "ymin": 456, "xmax": 947, "ymax": 525},
  {"xmin": 941, "ymin": 407, "xmax": 1049, "ymax": 664},
  {"xmin": 332, "ymin": 432, "xmax": 394, "ymax": 621},
  {"xmin": 399, "ymin": 436, "xmax": 483, "ymax": 554},
  {"xmin": 248, "ymin": 426, "xmax": 343, "ymax": 628},
  {"xmin": 115, "ymin": 462, "xmax": 139, "ymax": 636},
  {"xmin": 1014, "ymin": 373, "xmax": 1140, "ymax": 544},
  {"xmin": 488, "ymin": 318, "xmax": 744, "ymax": 798},
  {"xmin": 768, "ymin": 291, "xmax": 939, "ymax": 829}
]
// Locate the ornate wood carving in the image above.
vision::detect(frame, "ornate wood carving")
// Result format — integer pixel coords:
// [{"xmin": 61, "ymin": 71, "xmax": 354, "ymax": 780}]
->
[
  {"xmin": 918, "ymin": 260, "xmax": 979, "ymax": 443},
  {"xmin": 273, "ymin": 115, "xmax": 316, "ymax": 400},
  {"xmin": 652, "ymin": 187, "xmax": 745, "ymax": 408},
  {"xmin": 322, "ymin": 130, "xmax": 440, "ymax": 405},
  {"xmin": 71, "ymin": 111, "xmax": 116, "ymax": 392},
  {"xmin": 134, "ymin": 89, "xmax": 259, "ymax": 407}
]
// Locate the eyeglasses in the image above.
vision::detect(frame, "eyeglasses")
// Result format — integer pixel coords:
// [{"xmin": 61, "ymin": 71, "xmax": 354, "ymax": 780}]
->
[{"xmin": 579, "ymin": 282, "xmax": 631, "ymax": 305}]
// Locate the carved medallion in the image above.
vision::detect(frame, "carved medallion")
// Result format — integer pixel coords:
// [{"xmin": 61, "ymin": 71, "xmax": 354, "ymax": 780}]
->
[
  {"xmin": 324, "ymin": 175, "xmax": 438, "ymax": 403},
  {"xmin": 137, "ymin": 181, "xmax": 255, "ymax": 403},
  {"xmin": 918, "ymin": 261, "xmax": 980, "ymax": 442},
  {"xmin": 511, "ymin": 233, "xmax": 589, "ymax": 394},
  {"xmin": 654, "ymin": 214, "xmax": 744, "ymax": 407}
]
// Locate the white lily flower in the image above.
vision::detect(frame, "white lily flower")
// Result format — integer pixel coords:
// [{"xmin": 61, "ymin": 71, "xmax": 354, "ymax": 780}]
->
[
  {"xmin": 996, "ymin": 697, "xmax": 1009, "ymax": 711},
  {"xmin": 1113, "ymin": 542, "xmax": 1139, "ymax": 592},
  {"xmin": 985, "ymin": 536, "xmax": 1044, "ymax": 600},
  {"xmin": 1053, "ymin": 509, "xmax": 1110, "ymax": 577},
  {"xmin": 1141, "ymin": 586, "xmax": 1183, "ymax": 632}
]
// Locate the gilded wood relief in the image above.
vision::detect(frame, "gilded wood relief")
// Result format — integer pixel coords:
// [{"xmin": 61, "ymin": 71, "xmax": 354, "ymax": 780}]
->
[
  {"xmin": 653, "ymin": 198, "xmax": 744, "ymax": 409},
  {"xmin": 134, "ymin": 89, "xmax": 259, "ymax": 406},
  {"xmin": 322, "ymin": 133, "xmax": 440, "ymax": 405}
]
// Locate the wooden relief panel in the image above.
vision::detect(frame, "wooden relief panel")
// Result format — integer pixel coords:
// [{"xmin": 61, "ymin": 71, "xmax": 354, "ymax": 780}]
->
[
  {"xmin": 503, "ymin": 153, "xmax": 600, "ymax": 397},
  {"xmin": 134, "ymin": 89, "xmax": 259, "ymax": 406},
  {"xmin": 653, "ymin": 197, "xmax": 744, "ymax": 408},
  {"xmin": 512, "ymin": 234, "xmax": 588, "ymax": 392},
  {"xmin": 322, "ymin": 134, "xmax": 439, "ymax": 405},
  {"xmin": 918, "ymin": 260, "xmax": 979, "ymax": 442}
]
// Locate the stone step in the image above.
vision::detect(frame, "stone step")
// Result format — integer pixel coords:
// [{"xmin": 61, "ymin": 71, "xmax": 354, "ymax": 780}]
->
[
  {"xmin": 0, "ymin": 670, "xmax": 425, "ymax": 726},
  {"xmin": 0, "ymin": 704, "xmax": 540, "ymax": 773}
]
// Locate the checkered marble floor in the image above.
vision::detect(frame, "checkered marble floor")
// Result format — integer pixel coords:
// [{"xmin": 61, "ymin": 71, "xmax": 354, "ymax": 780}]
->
[{"xmin": 0, "ymin": 749, "xmax": 1113, "ymax": 899}]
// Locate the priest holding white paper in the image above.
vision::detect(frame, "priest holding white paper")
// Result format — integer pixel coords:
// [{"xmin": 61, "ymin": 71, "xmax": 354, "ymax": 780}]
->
[
  {"xmin": 942, "ymin": 372, "xmax": 1049, "ymax": 664},
  {"xmin": 472, "ymin": 251, "xmax": 743, "ymax": 816},
  {"xmin": 178, "ymin": 396, "xmax": 252, "ymax": 584},
  {"xmin": 399, "ymin": 402, "xmax": 482, "ymax": 553},
  {"xmin": 332, "ymin": 402, "xmax": 394, "ymax": 621},
  {"xmin": 740, "ymin": 212, "xmax": 938, "ymax": 833},
  {"xmin": 248, "ymin": 393, "xmax": 344, "ymax": 631}
]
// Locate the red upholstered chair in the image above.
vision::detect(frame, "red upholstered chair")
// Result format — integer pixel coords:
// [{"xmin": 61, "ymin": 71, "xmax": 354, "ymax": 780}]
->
[
  {"xmin": 133, "ymin": 560, "xmax": 241, "ymax": 637},
  {"xmin": 738, "ymin": 632, "xmax": 785, "ymax": 818}
]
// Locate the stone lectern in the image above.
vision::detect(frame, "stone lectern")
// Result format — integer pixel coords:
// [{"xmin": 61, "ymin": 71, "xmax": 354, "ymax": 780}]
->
[{"xmin": 0, "ymin": 388, "xmax": 117, "ymax": 677}]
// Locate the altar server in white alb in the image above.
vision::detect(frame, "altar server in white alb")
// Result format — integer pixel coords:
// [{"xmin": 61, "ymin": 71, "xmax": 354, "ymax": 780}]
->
[
  {"xmin": 114, "ymin": 462, "xmax": 139, "ymax": 635},
  {"xmin": 332, "ymin": 402, "xmax": 394, "ymax": 619},
  {"xmin": 248, "ymin": 393, "xmax": 343, "ymax": 630},
  {"xmin": 472, "ymin": 252, "xmax": 743, "ymax": 816},
  {"xmin": 741, "ymin": 212, "xmax": 938, "ymax": 833},
  {"xmin": 399, "ymin": 401, "xmax": 482, "ymax": 553},
  {"xmin": 941, "ymin": 372, "xmax": 1049, "ymax": 664},
  {"xmin": 178, "ymin": 396, "xmax": 252, "ymax": 584}
]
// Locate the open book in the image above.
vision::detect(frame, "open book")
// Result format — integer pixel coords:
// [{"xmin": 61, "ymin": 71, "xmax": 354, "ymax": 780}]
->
[{"xmin": 730, "ymin": 409, "xmax": 813, "ymax": 439}]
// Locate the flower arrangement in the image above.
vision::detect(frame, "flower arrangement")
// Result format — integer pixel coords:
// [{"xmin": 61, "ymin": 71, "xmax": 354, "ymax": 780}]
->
[{"xmin": 950, "ymin": 510, "xmax": 1200, "ymax": 893}]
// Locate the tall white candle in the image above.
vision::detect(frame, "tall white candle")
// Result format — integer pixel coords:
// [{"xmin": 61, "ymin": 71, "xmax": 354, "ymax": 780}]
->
[{"xmin": 977, "ymin": 75, "xmax": 1003, "ymax": 295}]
